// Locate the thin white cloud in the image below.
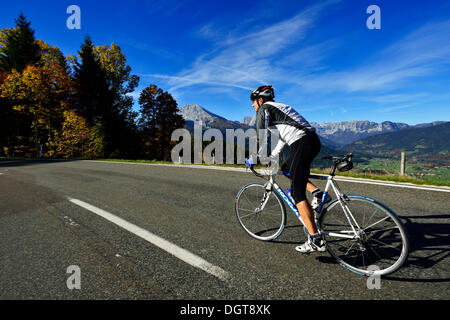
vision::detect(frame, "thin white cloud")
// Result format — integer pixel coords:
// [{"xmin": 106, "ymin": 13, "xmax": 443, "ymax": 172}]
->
[
  {"xmin": 365, "ymin": 93, "xmax": 428, "ymax": 104},
  {"xmin": 194, "ymin": 22, "xmax": 221, "ymax": 42},
  {"xmin": 275, "ymin": 39, "xmax": 338, "ymax": 70},
  {"xmin": 120, "ymin": 38, "xmax": 181, "ymax": 61},
  {"xmin": 377, "ymin": 103, "xmax": 419, "ymax": 113},
  {"xmin": 138, "ymin": 2, "xmax": 449, "ymax": 123},
  {"xmin": 150, "ymin": 0, "xmax": 338, "ymax": 94},
  {"xmin": 299, "ymin": 19, "xmax": 450, "ymax": 93}
]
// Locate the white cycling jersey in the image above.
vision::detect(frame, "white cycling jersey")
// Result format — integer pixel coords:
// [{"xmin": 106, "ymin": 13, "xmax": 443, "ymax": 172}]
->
[{"xmin": 256, "ymin": 101, "xmax": 315, "ymax": 158}]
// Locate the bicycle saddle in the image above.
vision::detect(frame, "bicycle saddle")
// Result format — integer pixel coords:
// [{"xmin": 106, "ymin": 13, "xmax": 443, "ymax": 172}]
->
[{"xmin": 321, "ymin": 153, "xmax": 353, "ymax": 172}]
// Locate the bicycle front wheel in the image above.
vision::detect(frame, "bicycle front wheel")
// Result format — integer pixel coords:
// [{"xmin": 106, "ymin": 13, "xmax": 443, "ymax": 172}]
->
[
  {"xmin": 235, "ymin": 182, "xmax": 286, "ymax": 241},
  {"xmin": 320, "ymin": 195, "xmax": 409, "ymax": 276}
]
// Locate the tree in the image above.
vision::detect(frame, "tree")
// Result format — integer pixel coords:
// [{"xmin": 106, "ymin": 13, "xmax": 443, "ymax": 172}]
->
[
  {"xmin": 72, "ymin": 36, "xmax": 110, "ymax": 125},
  {"xmin": 72, "ymin": 37, "xmax": 140, "ymax": 158},
  {"xmin": 1, "ymin": 61, "xmax": 73, "ymax": 157},
  {"xmin": 0, "ymin": 14, "xmax": 41, "ymax": 73},
  {"xmin": 95, "ymin": 43, "xmax": 139, "ymax": 158},
  {"xmin": 138, "ymin": 85, "xmax": 185, "ymax": 160},
  {"xmin": 37, "ymin": 40, "xmax": 68, "ymax": 72},
  {"xmin": 48, "ymin": 110, "xmax": 95, "ymax": 159},
  {"xmin": 0, "ymin": 70, "xmax": 15, "ymax": 156},
  {"xmin": 0, "ymin": 14, "xmax": 46, "ymax": 157}
]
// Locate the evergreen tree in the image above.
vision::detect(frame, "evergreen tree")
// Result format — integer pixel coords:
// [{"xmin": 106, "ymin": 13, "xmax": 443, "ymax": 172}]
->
[
  {"xmin": 0, "ymin": 14, "xmax": 41, "ymax": 73},
  {"xmin": 139, "ymin": 85, "xmax": 185, "ymax": 160},
  {"xmin": 73, "ymin": 36, "xmax": 110, "ymax": 126},
  {"xmin": 73, "ymin": 37, "xmax": 140, "ymax": 158},
  {"xmin": 95, "ymin": 43, "xmax": 139, "ymax": 158}
]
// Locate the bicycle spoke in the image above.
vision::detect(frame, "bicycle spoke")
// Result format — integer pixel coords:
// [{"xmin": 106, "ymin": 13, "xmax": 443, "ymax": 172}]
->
[
  {"xmin": 345, "ymin": 241, "xmax": 357, "ymax": 256},
  {"xmin": 368, "ymin": 244, "xmax": 397, "ymax": 263},
  {"xmin": 239, "ymin": 211, "xmax": 257, "ymax": 219},
  {"xmin": 368, "ymin": 243, "xmax": 383, "ymax": 261},
  {"xmin": 365, "ymin": 206, "xmax": 381, "ymax": 227},
  {"xmin": 238, "ymin": 208, "xmax": 255, "ymax": 213},
  {"xmin": 242, "ymin": 192, "xmax": 253, "ymax": 208},
  {"xmin": 363, "ymin": 216, "xmax": 390, "ymax": 231},
  {"xmin": 236, "ymin": 183, "xmax": 285, "ymax": 241},
  {"xmin": 368, "ymin": 237, "xmax": 402, "ymax": 252},
  {"xmin": 321, "ymin": 196, "xmax": 408, "ymax": 275}
]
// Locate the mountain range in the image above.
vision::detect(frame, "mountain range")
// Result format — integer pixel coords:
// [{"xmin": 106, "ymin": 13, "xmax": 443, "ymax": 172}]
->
[
  {"xmin": 180, "ymin": 104, "xmax": 252, "ymax": 131},
  {"xmin": 343, "ymin": 122, "xmax": 450, "ymax": 166},
  {"xmin": 179, "ymin": 104, "xmax": 448, "ymax": 153}
]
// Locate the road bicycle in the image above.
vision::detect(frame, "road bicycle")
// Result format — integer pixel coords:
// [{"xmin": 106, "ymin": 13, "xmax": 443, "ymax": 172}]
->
[{"xmin": 235, "ymin": 153, "xmax": 409, "ymax": 276}]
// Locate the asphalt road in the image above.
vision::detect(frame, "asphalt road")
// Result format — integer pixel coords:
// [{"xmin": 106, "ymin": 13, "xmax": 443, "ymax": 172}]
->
[{"xmin": 0, "ymin": 159, "xmax": 449, "ymax": 300}]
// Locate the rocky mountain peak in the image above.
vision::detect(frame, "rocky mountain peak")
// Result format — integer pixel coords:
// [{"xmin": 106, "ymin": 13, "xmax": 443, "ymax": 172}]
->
[{"xmin": 179, "ymin": 104, "xmax": 224, "ymax": 123}]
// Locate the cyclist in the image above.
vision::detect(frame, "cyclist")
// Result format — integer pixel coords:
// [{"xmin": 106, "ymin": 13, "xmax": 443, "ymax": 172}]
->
[{"xmin": 247, "ymin": 85, "xmax": 329, "ymax": 253}]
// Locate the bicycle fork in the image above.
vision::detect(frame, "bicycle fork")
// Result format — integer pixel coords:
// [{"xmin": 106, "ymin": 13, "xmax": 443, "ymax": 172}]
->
[{"xmin": 255, "ymin": 181, "xmax": 274, "ymax": 213}]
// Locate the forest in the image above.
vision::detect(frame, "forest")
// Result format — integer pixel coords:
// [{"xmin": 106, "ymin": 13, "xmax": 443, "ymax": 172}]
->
[{"xmin": 0, "ymin": 14, "xmax": 185, "ymax": 161}]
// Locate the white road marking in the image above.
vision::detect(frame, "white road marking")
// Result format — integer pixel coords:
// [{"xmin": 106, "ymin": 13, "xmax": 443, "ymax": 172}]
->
[
  {"xmin": 83, "ymin": 160, "xmax": 450, "ymax": 193},
  {"xmin": 67, "ymin": 197, "xmax": 231, "ymax": 282},
  {"xmin": 328, "ymin": 176, "xmax": 450, "ymax": 193}
]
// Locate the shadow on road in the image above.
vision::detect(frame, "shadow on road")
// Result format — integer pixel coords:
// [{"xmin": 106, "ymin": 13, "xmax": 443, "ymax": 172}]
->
[
  {"xmin": 384, "ymin": 214, "xmax": 450, "ymax": 283},
  {"xmin": 273, "ymin": 215, "xmax": 450, "ymax": 283}
]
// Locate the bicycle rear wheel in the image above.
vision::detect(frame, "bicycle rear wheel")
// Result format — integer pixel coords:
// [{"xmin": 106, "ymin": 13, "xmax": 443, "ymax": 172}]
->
[
  {"xmin": 235, "ymin": 182, "xmax": 286, "ymax": 241},
  {"xmin": 320, "ymin": 195, "xmax": 409, "ymax": 276}
]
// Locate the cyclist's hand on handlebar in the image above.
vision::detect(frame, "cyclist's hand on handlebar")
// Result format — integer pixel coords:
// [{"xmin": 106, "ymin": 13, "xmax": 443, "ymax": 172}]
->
[
  {"xmin": 246, "ymin": 154, "xmax": 278, "ymax": 169},
  {"xmin": 245, "ymin": 156, "xmax": 255, "ymax": 169},
  {"xmin": 258, "ymin": 155, "xmax": 272, "ymax": 166},
  {"xmin": 259, "ymin": 155, "xmax": 279, "ymax": 167}
]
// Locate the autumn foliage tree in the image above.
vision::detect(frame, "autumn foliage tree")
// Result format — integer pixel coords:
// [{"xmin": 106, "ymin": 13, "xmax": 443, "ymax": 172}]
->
[
  {"xmin": 0, "ymin": 70, "xmax": 13, "ymax": 156},
  {"xmin": 49, "ymin": 110, "xmax": 95, "ymax": 159},
  {"xmin": 1, "ymin": 60, "xmax": 73, "ymax": 157},
  {"xmin": 0, "ymin": 14, "xmax": 43, "ymax": 156},
  {"xmin": 1, "ymin": 14, "xmax": 185, "ymax": 161}
]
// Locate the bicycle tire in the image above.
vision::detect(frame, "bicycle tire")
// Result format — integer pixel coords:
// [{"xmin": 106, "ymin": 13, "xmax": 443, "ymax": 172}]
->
[
  {"xmin": 319, "ymin": 195, "xmax": 409, "ymax": 276},
  {"xmin": 235, "ymin": 182, "xmax": 286, "ymax": 241}
]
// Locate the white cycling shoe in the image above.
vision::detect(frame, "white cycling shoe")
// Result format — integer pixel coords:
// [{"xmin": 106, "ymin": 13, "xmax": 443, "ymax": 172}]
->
[{"xmin": 295, "ymin": 236, "xmax": 326, "ymax": 253}]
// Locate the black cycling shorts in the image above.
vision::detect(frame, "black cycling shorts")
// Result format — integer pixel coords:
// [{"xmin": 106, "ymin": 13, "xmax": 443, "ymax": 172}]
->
[{"xmin": 280, "ymin": 132, "xmax": 321, "ymax": 203}]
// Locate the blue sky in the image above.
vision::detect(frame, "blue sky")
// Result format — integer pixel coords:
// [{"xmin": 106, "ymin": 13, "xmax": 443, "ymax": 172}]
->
[{"xmin": 1, "ymin": 0, "xmax": 449, "ymax": 125}]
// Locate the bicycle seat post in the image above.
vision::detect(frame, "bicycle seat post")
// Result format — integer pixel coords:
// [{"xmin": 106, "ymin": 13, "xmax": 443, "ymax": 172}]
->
[{"xmin": 330, "ymin": 163, "xmax": 337, "ymax": 177}]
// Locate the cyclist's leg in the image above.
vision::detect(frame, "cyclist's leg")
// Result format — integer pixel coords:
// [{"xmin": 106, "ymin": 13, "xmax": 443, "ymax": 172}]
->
[
  {"xmin": 281, "ymin": 146, "xmax": 321, "ymax": 195},
  {"xmin": 306, "ymin": 133, "xmax": 322, "ymax": 194},
  {"xmin": 297, "ymin": 200, "xmax": 318, "ymax": 234},
  {"xmin": 307, "ymin": 181, "xmax": 320, "ymax": 193},
  {"xmin": 290, "ymin": 133, "xmax": 321, "ymax": 234},
  {"xmin": 289, "ymin": 140, "xmax": 315, "ymax": 233}
]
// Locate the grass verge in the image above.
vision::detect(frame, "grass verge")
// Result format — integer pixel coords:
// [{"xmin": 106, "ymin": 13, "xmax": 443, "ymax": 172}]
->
[
  {"xmin": 1, "ymin": 157, "xmax": 447, "ymax": 187},
  {"xmin": 93, "ymin": 158, "xmax": 450, "ymax": 187},
  {"xmin": 310, "ymin": 168, "xmax": 450, "ymax": 187}
]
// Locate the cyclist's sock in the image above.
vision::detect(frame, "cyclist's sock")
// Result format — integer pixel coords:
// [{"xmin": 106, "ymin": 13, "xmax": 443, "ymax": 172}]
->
[
  {"xmin": 309, "ymin": 233, "xmax": 324, "ymax": 248},
  {"xmin": 310, "ymin": 232, "xmax": 323, "ymax": 242},
  {"xmin": 312, "ymin": 190, "xmax": 332, "ymax": 204}
]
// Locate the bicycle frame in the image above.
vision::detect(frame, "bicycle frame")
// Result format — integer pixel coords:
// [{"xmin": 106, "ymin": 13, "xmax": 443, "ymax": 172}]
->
[
  {"xmin": 242, "ymin": 154, "xmax": 409, "ymax": 276},
  {"xmin": 261, "ymin": 172, "xmax": 360, "ymax": 240}
]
